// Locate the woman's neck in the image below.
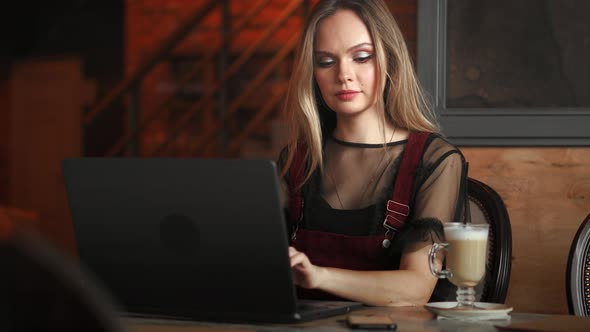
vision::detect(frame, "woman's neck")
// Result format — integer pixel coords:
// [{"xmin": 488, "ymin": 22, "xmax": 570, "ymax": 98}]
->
[{"xmin": 332, "ymin": 112, "xmax": 399, "ymax": 144}]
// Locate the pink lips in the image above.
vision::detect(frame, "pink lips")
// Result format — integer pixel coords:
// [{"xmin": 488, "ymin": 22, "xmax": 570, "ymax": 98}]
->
[{"xmin": 335, "ymin": 90, "xmax": 359, "ymax": 101}]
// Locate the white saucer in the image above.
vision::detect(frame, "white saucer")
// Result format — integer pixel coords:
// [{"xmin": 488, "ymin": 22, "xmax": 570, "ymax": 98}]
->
[{"xmin": 425, "ymin": 302, "xmax": 513, "ymax": 320}]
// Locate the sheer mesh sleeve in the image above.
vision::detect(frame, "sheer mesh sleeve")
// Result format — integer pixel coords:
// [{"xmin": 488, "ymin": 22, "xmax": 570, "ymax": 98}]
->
[
  {"xmin": 414, "ymin": 149, "xmax": 464, "ymax": 224},
  {"xmin": 396, "ymin": 136, "xmax": 466, "ymax": 254}
]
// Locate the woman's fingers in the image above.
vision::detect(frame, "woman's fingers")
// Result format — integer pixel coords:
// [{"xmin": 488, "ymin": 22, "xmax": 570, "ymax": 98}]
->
[
  {"xmin": 289, "ymin": 247, "xmax": 309, "ymax": 268},
  {"xmin": 288, "ymin": 247, "xmax": 320, "ymax": 288}
]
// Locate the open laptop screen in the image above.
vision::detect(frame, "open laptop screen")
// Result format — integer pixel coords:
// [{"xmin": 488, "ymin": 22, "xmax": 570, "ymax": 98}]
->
[{"xmin": 63, "ymin": 158, "xmax": 301, "ymax": 321}]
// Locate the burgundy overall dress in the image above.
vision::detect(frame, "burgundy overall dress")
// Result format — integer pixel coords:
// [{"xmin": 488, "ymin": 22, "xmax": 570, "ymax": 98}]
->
[{"xmin": 288, "ymin": 132, "xmax": 430, "ymax": 300}]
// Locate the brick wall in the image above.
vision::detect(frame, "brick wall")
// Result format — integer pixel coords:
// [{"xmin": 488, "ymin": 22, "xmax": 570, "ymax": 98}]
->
[
  {"xmin": 387, "ymin": 0, "xmax": 417, "ymax": 61},
  {"xmin": 125, "ymin": 0, "xmax": 314, "ymax": 67},
  {"xmin": 125, "ymin": 0, "xmax": 416, "ymax": 76},
  {"xmin": 125, "ymin": 0, "xmax": 204, "ymax": 155}
]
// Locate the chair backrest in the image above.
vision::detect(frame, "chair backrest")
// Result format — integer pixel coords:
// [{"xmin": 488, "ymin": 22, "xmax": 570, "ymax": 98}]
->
[
  {"xmin": 566, "ymin": 213, "xmax": 590, "ymax": 316},
  {"xmin": 467, "ymin": 177, "xmax": 512, "ymax": 304}
]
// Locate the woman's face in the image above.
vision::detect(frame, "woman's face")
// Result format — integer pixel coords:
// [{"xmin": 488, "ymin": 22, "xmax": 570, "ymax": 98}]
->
[{"xmin": 314, "ymin": 9, "xmax": 378, "ymax": 117}]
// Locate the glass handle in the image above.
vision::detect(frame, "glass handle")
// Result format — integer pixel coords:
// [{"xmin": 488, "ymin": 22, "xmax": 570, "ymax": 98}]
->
[{"xmin": 429, "ymin": 242, "xmax": 451, "ymax": 278}]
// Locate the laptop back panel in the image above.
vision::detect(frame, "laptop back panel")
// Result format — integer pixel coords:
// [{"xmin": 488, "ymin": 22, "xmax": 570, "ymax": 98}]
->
[{"xmin": 63, "ymin": 158, "xmax": 304, "ymax": 321}]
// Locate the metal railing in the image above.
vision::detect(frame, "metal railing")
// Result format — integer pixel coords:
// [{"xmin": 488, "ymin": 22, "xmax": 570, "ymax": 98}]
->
[{"xmin": 85, "ymin": 0, "xmax": 218, "ymax": 126}]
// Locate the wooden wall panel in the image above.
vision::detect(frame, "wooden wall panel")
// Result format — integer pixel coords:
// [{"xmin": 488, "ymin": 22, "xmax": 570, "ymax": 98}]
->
[{"xmin": 462, "ymin": 147, "xmax": 590, "ymax": 314}]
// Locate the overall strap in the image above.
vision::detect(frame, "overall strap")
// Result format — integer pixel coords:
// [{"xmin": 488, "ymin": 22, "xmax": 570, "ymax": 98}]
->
[
  {"xmin": 288, "ymin": 143, "xmax": 307, "ymax": 226},
  {"xmin": 383, "ymin": 131, "xmax": 430, "ymax": 234}
]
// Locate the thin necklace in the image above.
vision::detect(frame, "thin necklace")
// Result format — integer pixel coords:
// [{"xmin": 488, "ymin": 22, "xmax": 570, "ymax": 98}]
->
[
  {"xmin": 326, "ymin": 127, "xmax": 396, "ymax": 210},
  {"xmin": 329, "ymin": 172, "xmax": 346, "ymax": 209}
]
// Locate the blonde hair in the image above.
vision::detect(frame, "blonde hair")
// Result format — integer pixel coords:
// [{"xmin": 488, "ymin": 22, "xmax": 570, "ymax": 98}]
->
[{"xmin": 281, "ymin": 0, "xmax": 439, "ymax": 183}]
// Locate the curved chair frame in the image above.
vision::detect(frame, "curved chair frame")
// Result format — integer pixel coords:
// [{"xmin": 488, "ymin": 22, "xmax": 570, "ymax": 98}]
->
[
  {"xmin": 467, "ymin": 177, "xmax": 512, "ymax": 303},
  {"xmin": 566, "ymin": 213, "xmax": 590, "ymax": 316}
]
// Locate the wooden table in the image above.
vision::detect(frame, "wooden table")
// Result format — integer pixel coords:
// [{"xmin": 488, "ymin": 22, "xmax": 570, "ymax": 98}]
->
[{"xmin": 125, "ymin": 306, "xmax": 590, "ymax": 332}]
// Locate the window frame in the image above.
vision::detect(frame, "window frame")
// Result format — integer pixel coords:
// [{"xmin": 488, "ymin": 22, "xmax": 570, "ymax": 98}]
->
[{"xmin": 416, "ymin": 0, "xmax": 590, "ymax": 146}]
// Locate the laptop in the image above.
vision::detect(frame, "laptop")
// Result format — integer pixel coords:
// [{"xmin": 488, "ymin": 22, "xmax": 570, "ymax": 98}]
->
[{"xmin": 62, "ymin": 158, "xmax": 362, "ymax": 323}]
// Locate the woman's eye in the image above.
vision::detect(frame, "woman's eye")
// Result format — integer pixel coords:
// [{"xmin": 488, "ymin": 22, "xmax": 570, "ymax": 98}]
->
[
  {"xmin": 354, "ymin": 52, "xmax": 373, "ymax": 63},
  {"xmin": 316, "ymin": 58, "xmax": 335, "ymax": 68}
]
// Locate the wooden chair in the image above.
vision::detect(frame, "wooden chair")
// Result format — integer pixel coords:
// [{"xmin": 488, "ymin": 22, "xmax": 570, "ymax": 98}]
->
[
  {"xmin": 467, "ymin": 178, "xmax": 513, "ymax": 303},
  {"xmin": 566, "ymin": 213, "xmax": 590, "ymax": 316}
]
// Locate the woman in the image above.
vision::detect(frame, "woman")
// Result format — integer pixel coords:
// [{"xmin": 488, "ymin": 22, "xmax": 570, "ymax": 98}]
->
[{"xmin": 279, "ymin": 0, "xmax": 466, "ymax": 306}]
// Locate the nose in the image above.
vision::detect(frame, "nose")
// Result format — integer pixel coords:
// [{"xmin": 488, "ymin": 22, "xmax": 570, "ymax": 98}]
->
[{"xmin": 337, "ymin": 60, "xmax": 353, "ymax": 83}]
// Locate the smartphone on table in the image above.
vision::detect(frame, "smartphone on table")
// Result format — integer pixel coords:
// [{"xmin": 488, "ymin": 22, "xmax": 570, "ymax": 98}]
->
[{"xmin": 346, "ymin": 314, "xmax": 398, "ymax": 330}]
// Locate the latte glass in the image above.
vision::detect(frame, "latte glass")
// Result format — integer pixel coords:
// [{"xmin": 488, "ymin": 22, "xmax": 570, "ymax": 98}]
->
[{"xmin": 429, "ymin": 223, "xmax": 489, "ymax": 308}]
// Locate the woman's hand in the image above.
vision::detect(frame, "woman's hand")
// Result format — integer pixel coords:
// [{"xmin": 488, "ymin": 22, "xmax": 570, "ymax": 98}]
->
[{"xmin": 288, "ymin": 246, "xmax": 326, "ymax": 289}]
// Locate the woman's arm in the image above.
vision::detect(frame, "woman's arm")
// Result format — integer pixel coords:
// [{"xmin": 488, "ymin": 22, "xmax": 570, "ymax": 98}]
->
[{"xmin": 290, "ymin": 243, "xmax": 440, "ymax": 306}]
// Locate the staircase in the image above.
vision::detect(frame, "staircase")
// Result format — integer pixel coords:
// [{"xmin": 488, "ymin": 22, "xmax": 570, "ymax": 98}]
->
[{"xmin": 86, "ymin": 0, "xmax": 313, "ymax": 160}]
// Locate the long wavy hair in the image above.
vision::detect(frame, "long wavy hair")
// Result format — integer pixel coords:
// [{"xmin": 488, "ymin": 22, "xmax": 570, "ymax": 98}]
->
[{"xmin": 280, "ymin": 0, "xmax": 439, "ymax": 184}]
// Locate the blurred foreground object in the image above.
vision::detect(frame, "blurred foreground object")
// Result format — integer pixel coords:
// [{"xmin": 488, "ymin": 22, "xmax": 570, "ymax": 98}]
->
[{"xmin": 0, "ymin": 213, "xmax": 125, "ymax": 332}]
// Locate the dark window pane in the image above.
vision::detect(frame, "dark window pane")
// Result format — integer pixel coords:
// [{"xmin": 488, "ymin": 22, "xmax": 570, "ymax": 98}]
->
[{"xmin": 447, "ymin": 0, "xmax": 590, "ymax": 108}]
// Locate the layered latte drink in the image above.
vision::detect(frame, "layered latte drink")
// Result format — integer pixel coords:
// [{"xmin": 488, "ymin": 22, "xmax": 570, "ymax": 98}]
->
[
  {"xmin": 429, "ymin": 223, "xmax": 489, "ymax": 308},
  {"xmin": 445, "ymin": 224, "xmax": 488, "ymax": 287}
]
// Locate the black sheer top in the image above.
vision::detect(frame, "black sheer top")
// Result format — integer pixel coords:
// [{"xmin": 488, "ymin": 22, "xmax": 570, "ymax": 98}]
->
[
  {"xmin": 281, "ymin": 133, "xmax": 467, "ymax": 256},
  {"xmin": 279, "ymin": 133, "xmax": 466, "ymax": 301}
]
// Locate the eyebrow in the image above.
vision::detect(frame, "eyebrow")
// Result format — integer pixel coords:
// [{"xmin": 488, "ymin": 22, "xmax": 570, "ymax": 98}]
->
[{"xmin": 315, "ymin": 42, "xmax": 374, "ymax": 55}]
